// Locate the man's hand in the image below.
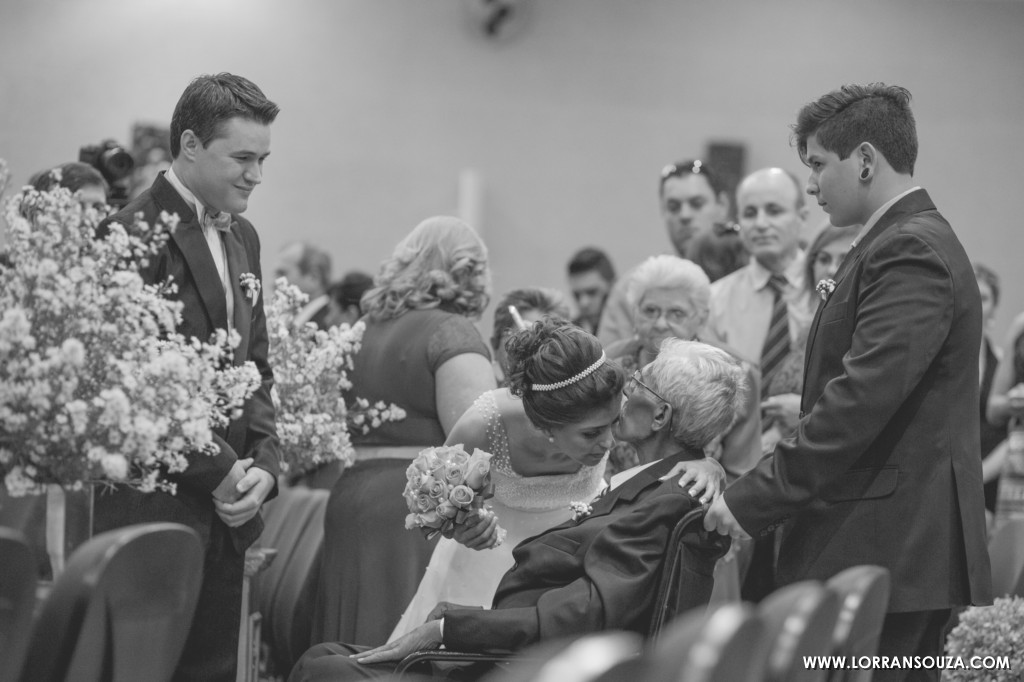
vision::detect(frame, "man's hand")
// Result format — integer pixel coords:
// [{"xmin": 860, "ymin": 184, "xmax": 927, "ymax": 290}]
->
[
  {"xmin": 450, "ymin": 509, "xmax": 501, "ymax": 551},
  {"xmin": 660, "ymin": 457, "xmax": 726, "ymax": 504},
  {"xmin": 703, "ymin": 494, "xmax": 751, "ymax": 539},
  {"xmin": 351, "ymin": 621, "xmax": 443, "ymax": 665},
  {"xmin": 213, "ymin": 466, "xmax": 275, "ymax": 527},
  {"xmin": 761, "ymin": 392, "xmax": 801, "ymax": 432}
]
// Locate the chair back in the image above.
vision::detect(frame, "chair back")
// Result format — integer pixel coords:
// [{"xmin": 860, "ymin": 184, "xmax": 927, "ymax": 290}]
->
[
  {"xmin": 19, "ymin": 522, "xmax": 203, "ymax": 682},
  {"xmin": 257, "ymin": 485, "xmax": 330, "ymax": 672},
  {"xmin": 644, "ymin": 602, "xmax": 763, "ymax": 682},
  {"xmin": 647, "ymin": 505, "xmax": 732, "ymax": 638},
  {"xmin": 989, "ymin": 517, "xmax": 1024, "ymax": 597},
  {"xmin": 824, "ymin": 565, "xmax": 890, "ymax": 682},
  {"xmin": 757, "ymin": 580, "xmax": 841, "ymax": 682},
  {"xmin": 0, "ymin": 528, "xmax": 36, "ymax": 682}
]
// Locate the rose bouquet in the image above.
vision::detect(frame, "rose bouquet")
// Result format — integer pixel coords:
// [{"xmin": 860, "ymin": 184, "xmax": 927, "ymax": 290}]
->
[
  {"xmin": 403, "ymin": 444, "xmax": 505, "ymax": 543},
  {"xmin": 0, "ymin": 161, "xmax": 262, "ymax": 496},
  {"xmin": 265, "ymin": 278, "xmax": 405, "ymax": 476}
]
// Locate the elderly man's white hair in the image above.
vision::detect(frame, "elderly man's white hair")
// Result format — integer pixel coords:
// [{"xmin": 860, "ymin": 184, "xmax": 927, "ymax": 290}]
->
[
  {"xmin": 645, "ymin": 338, "xmax": 748, "ymax": 450},
  {"xmin": 624, "ymin": 254, "xmax": 711, "ymax": 311}
]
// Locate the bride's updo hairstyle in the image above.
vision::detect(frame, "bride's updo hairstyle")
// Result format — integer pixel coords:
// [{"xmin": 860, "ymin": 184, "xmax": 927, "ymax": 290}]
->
[{"xmin": 505, "ymin": 318, "xmax": 624, "ymax": 430}]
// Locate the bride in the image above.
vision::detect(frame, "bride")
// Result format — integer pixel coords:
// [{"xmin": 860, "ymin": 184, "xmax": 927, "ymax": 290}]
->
[{"xmin": 389, "ymin": 317, "xmax": 724, "ymax": 639}]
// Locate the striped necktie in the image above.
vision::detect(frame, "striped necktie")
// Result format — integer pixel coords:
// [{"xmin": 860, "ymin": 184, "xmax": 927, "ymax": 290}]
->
[{"xmin": 760, "ymin": 274, "xmax": 791, "ymax": 398}]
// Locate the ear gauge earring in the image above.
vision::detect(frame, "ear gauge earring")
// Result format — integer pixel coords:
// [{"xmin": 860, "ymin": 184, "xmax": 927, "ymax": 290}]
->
[{"xmin": 861, "ymin": 168, "xmax": 870, "ymax": 180}]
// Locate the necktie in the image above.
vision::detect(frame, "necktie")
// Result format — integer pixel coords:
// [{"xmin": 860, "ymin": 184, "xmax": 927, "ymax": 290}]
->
[
  {"xmin": 202, "ymin": 210, "xmax": 232, "ymax": 232},
  {"xmin": 759, "ymin": 274, "xmax": 791, "ymax": 398}
]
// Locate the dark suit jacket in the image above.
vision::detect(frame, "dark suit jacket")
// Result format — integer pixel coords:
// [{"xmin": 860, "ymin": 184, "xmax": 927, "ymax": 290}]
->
[
  {"xmin": 725, "ymin": 189, "xmax": 991, "ymax": 612},
  {"xmin": 94, "ymin": 173, "xmax": 281, "ymax": 553},
  {"xmin": 443, "ymin": 450, "xmax": 729, "ymax": 652}
]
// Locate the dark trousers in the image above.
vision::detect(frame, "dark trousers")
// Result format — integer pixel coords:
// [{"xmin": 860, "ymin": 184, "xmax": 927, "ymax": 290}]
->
[{"xmin": 872, "ymin": 609, "xmax": 952, "ymax": 682}]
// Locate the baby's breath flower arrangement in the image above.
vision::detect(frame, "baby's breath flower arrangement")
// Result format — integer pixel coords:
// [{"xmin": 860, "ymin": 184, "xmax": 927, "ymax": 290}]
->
[
  {"xmin": 0, "ymin": 161, "xmax": 261, "ymax": 496},
  {"xmin": 945, "ymin": 596, "xmax": 1024, "ymax": 681},
  {"xmin": 266, "ymin": 278, "xmax": 405, "ymax": 476}
]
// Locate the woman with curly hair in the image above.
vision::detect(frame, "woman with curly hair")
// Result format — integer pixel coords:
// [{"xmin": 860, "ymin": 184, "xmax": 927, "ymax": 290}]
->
[{"xmin": 313, "ymin": 216, "xmax": 497, "ymax": 646}]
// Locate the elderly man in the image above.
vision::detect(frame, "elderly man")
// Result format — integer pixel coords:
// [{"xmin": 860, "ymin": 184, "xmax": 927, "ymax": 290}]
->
[
  {"xmin": 289, "ymin": 339, "xmax": 743, "ymax": 682},
  {"xmin": 275, "ymin": 241, "xmax": 333, "ymax": 328}
]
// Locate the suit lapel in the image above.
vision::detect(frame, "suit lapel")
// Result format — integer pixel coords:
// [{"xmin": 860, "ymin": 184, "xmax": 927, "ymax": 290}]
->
[
  {"xmin": 588, "ymin": 450, "xmax": 696, "ymax": 518},
  {"xmin": 152, "ymin": 175, "xmax": 229, "ymax": 331},
  {"xmin": 801, "ymin": 189, "xmax": 936, "ymax": 390},
  {"xmin": 222, "ymin": 223, "xmax": 252, "ymax": 365}
]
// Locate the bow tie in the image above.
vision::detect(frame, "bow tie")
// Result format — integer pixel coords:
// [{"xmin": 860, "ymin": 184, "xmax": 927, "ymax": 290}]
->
[{"xmin": 201, "ymin": 210, "xmax": 232, "ymax": 233}]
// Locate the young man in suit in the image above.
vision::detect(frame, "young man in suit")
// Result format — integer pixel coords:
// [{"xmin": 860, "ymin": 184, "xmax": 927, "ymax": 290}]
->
[
  {"xmin": 289, "ymin": 339, "xmax": 743, "ymax": 682},
  {"xmin": 94, "ymin": 73, "xmax": 282, "ymax": 682},
  {"xmin": 705, "ymin": 83, "xmax": 992, "ymax": 678}
]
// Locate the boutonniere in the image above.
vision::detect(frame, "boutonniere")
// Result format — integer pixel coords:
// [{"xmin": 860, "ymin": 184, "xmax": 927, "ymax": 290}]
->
[
  {"xmin": 239, "ymin": 273, "xmax": 261, "ymax": 305},
  {"xmin": 815, "ymin": 278, "xmax": 836, "ymax": 301},
  {"xmin": 569, "ymin": 500, "xmax": 593, "ymax": 522}
]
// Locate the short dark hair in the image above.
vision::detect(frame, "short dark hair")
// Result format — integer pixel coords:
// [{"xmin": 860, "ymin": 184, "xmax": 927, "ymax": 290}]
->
[
  {"xmin": 793, "ymin": 83, "xmax": 917, "ymax": 175},
  {"xmin": 490, "ymin": 287, "xmax": 571, "ymax": 352},
  {"xmin": 170, "ymin": 73, "xmax": 280, "ymax": 158},
  {"xmin": 659, "ymin": 159, "xmax": 728, "ymax": 198},
  {"xmin": 505, "ymin": 318, "xmax": 624, "ymax": 430},
  {"xmin": 31, "ymin": 162, "xmax": 108, "ymax": 194},
  {"xmin": 328, "ymin": 270, "xmax": 374, "ymax": 312},
  {"xmin": 973, "ymin": 262, "xmax": 1001, "ymax": 308},
  {"xmin": 567, "ymin": 247, "xmax": 616, "ymax": 282}
]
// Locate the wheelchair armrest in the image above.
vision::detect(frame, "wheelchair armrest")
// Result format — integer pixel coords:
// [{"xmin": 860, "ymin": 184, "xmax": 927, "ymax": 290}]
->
[{"xmin": 396, "ymin": 649, "xmax": 518, "ymax": 676}]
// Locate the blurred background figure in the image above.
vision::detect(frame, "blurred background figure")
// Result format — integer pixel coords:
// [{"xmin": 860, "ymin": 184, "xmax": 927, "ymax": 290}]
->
[
  {"xmin": 566, "ymin": 246, "xmax": 615, "ymax": 335},
  {"xmin": 313, "ymin": 216, "xmax": 496, "ymax": 647},
  {"xmin": 29, "ymin": 161, "xmax": 110, "ymax": 210},
  {"xmin": 276, "ymin": 241, "xmax": 334, "ymax": 329},
  {"xmin": 490, "ymin": 287, "xmax": 571, "ymax": 386},
  {"xmin": 760, "ymin": 222, "xmax": 860, "ymax": 453},
  {"xmin": 325, "ymin": 270, "xmax": 374, "ymax": 328},
  {"xmin": 76, "ymin": 138, "xmax": 135, "ymax": 207},
  {"xmin": 598, "ymin": 159, "xmax": 745, "ymax": 346},
  {"xmin": 978, "ymin": 263, "xmax": 1012, "ymax": 516}
]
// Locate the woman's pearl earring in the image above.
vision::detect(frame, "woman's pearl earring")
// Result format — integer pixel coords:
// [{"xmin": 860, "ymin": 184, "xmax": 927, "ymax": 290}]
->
[{"xmin": 547, "ymin": 435, "xmax": 555, "ymax": 444}]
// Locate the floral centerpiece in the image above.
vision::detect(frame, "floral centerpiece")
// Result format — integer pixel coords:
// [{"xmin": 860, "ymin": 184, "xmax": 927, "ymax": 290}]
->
[
  {"xmin": 0, "ymin": 160, "xmax": 262, "ymax": 496},
  {"xmin": 402, "ymin": 444, "xmax": 505, "ymax": 544},
  {"xmin": 944, "ymin": 596, "xmax": 1024, "ymax": 680},
  {"xmin": 265, "ymin": 278, "xmax": 405, "ymax": 477}
]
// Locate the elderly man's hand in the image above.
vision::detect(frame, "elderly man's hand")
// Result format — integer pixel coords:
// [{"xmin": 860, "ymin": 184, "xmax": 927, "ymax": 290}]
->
[
  {"xmin": 351, "ymin": 621, "xmax": 443, "ymax": 665},
  {"xmin": 703, "ymin": 494, "xmax": 751, "ymax": 539}
]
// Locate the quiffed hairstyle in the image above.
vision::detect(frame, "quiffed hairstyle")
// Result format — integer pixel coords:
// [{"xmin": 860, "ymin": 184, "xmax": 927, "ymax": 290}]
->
[
  {"xmin": 625, "ymin": 255, "xmax": 711, "ymax": 311},
  {"xmin": 567, "ymin": 247, "xmax": 616, "ymax": 283},
  {"xmin": 505, "ymin": 318, "xmax": 624, "ymax": 430},
  {"xmin": 490, "ymin": 287, "xmax": 571, "ymax": 352},
  {"xmin": 170, "ymin": 73, "xmax": 280, "ymax": 158},
  {"xmin": 792, "ymin": 83, "xmax": 917, "ymax": 175},
  {"xmin": 362, "ymin": 216, "xmax": 490, "ymax": 322},
  {"xmin": 645, "ymin": 338, "xmax": 748, "ymax": 450}
]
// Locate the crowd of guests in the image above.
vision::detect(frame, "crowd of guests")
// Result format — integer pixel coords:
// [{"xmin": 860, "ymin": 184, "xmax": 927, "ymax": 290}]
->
[{"xmin": 11, "ymin": 73, "xmax": 1020, "ymax": 682}]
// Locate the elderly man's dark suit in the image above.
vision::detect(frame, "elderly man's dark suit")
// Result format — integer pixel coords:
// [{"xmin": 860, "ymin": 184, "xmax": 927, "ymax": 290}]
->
[
  {"xmin": 725, "ymin": 190, "xmax": 991, "ymax": 620},
  {"xmin": 94, "ymin": 173, "xmax": 281, "ymax": 682},
  {"xmin": 289, "ymin": 449, "xmax": 728, "ymax": 682}
]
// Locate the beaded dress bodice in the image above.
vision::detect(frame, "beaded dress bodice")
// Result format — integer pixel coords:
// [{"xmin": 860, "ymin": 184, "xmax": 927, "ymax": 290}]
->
[{"xmin": 474, "ymin": 390, "xmax": 606, "ymax": 512}]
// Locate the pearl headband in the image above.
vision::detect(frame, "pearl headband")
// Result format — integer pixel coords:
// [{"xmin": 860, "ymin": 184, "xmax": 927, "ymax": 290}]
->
[{"xmin": 531, "ymin": 351, "xmax": 607, "ymax": 392}]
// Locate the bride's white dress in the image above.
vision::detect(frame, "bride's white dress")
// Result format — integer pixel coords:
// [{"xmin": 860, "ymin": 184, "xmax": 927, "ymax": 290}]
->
[{"xmin": 389, "ymin": 390, "xmax": 607, "ymax": 641}]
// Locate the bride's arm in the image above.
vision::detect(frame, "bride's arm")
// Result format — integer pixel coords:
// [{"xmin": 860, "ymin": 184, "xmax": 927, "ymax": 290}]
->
[
  {"xmin": 661, "ymin": 457, "xmax": 727, "ymax": 504},
  {"xmin": 442, "ymin": 403, "xmax": 504, "ymax": 551}
]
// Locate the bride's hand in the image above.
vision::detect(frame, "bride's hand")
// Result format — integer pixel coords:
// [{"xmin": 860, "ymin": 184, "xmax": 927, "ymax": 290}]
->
[
  {"xmin": 659, "ymin": 457, "xmax": 726, "ymax": 504},
  {"xmin": 451, "ymin": 508, "xmax": 501, "ymax": 551}
]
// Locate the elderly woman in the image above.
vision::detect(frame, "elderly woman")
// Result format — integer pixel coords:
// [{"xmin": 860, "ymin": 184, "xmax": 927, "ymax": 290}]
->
[
  {"xmin": 605, "ymin": 255, "xmax": 761, "ymax": 482},
  {"xmin": 313, "ymin": 216, "xmax": 497, "ymax": 647}
]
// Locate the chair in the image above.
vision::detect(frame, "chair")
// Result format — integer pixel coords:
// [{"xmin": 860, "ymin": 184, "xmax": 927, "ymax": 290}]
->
[
  {"xmin": 988, "ymin": 517, "xmax": 1024, "ymax": 597},
  {"xmin": 0, "ymin": 528, "xmax": 36, "ymax": 682},
  {"xmin": 641, "ymin": 602, "xmax": 764, "ymax": 682},
  {"xmin": 824, "ymin": 565, "xmax": 890, "ymax": 682},
  {"xmin": 256, "ymin": 485, "xmax": 330, "ymax": 673},
  {"xmin": 18, "ymin": 522, "xmax": 203, "ymax": 682},
  {"xmin": 756, "ymin": 580, "xmax": 842, "ymax": 682},
  {"xmin": 396, "ymin": 505, "xmax": 729, "ymax": 677}
]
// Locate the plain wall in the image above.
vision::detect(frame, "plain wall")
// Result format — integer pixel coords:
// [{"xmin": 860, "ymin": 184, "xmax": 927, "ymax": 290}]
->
[{"xmin": 2, "ymin": 0, "xmax": 1022, "ymax": 342}]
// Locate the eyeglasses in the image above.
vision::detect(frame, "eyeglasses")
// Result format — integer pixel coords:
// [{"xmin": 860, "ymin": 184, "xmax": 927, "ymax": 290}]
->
[
  {"xmin": 625, "ymin": 370, "xmax": 669, "ymax": 404},
  {"xmin": 637, "ymin": 304, "xmax": 694, "ymax": 325}
]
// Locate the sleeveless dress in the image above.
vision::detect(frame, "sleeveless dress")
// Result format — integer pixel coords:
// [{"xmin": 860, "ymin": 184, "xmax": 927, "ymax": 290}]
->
[{"xmin": 388, "ymin": 390, "xmax": 607, "ymax": 640}]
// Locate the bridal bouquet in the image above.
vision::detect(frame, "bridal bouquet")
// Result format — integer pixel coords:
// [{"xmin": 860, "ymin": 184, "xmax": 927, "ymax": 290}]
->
[
  {"xmin": 265, "ymin": 279, "xmax": 405, "ymax": 476},
  {"xmin": 0, "ymin": 161, "xmax": 262, "ymax": 496},
  {"xmin": 402, "ymin": 444, "xmax": 505, "ymax": 543}
]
